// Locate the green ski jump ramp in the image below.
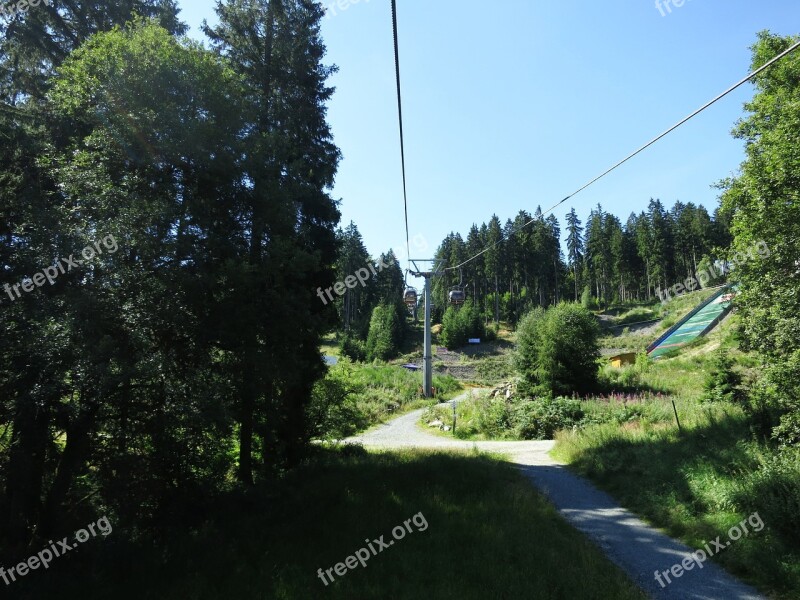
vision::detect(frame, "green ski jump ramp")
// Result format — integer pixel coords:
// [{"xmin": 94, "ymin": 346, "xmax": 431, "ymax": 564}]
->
[{"xmin": 647, "ymin": 285, "xmax": 737, "ymax": 359}]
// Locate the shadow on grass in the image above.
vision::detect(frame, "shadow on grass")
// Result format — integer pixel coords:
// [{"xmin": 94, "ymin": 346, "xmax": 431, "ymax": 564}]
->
[
  {"xmin": 563, "ymin": 413, "xmax": 800, "ymax": 598},
  {"xmin": 15, "ymin": 448, "xmax": 644, "ymax": 600}
]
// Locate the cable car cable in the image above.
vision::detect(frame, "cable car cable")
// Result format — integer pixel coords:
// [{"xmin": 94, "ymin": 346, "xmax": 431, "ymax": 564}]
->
[
  {"xmin": 390, "ymin": 0, "xmax": 411, "ymax": 270},
  {"xmin": 445, "ymin": 38, "xmax": 800, "ymax": 272}
]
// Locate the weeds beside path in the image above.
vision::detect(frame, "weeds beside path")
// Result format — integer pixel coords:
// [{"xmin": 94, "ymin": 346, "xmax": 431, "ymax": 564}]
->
[{"xmin": 346, "ymin": 394, "xmax": 766, "ymax": 600}]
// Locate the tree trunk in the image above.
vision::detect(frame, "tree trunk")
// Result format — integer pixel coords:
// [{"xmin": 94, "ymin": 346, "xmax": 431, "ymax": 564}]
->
[
  {"xmin": 39, "ymin": 396, "xmax": 99, "ymax": 536},
  {"xmin": 239, "ymin": 364, "xmax": 256, "ymax": 486},
  {"xmin": 2, "ymin": 396, "xmax": 50, "ymax": 545}
]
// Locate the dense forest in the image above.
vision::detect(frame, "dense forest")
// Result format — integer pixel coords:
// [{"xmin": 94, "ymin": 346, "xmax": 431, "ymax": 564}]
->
[
  {"xmin": 0, "ymin": 0, "xmax": 341, "ymax": 548},
  {"xmin": 429, "ymin": 200, "xmax": 731, "ymax": 325},
  {"xmin": 330, "ymin": 198, "xmax": 733, "ymax": 355}
]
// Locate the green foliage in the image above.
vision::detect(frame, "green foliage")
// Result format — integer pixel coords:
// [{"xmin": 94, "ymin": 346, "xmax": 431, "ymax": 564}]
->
[
  {"xmin": 719, "ymin": 32, "xmax": 800, "ymax": 446},
  {"xmin": 425, "ymin": 394, "xmax": 586, "ymax": 441},
  {"xmin": 339, "ymin": 332, "xmax": 367, "ymax": 362},
  {"xmin": 731, "ymin": 447, "xmax": 800, "ymax": 541},
  {"xmin": 743, "ymin": 351, "xmax": 800, "ymax": 446},
  {"xmin": 599, "ymin": 363, "xmax": 643, "ymax": 391},
  {"xmin": 313, "ymin": 359, "xmax": 461, "ymax": 439},
  {"xmin": 365, "ymin": 303, "xmax": 404, "ymax": 361},
  {"xmin": 514, "ymin": 303, "xmax": 601, "ymax": 396},
  {"xmin": 14, "ymin": 451, "xmax": 646, "ymax": 600},
  {"xmin": 1, "ymin": 3, "xmax": 343, "ymax": 545},
  {"xmin": 512, "ymin": 397, "xmax": 585, "ymax": 440},
  {"xmin": 701, "ymin": 350, "xmax": 741, "ymax": 403},
  {"xmin": 333, "ymin": 225, "xmax": 406, "ymax": 339},
  {"xmin": 581, "ymin": 285, "xmax": 598, "ymax": 310},
  {"xmin": 439, "ymin": 300, "xmax": 485, "ymax": 349},
  {"xmin": 308, "ymin": 367, "xmax": 369, "ymax": 440},
  {"xmin": 472, "ymin": 396, "xmax": 508, "ymax": 438}
]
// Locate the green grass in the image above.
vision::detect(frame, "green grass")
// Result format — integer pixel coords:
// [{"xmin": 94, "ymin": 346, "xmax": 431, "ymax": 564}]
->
[
  {"xmin": 321, "ymin": 332, "xmax": 341, "ymax": 358},
  {"xmin": 552, "ymin": 407, "xmax": 800, "ymax": 598},
  {"xmin": 15, "ymin": 448, "xmax": 645, "ymax": 599},
  {"xmin": 654, "ymin": 287, "xmax": 719, "ymax": 329},
  {"xmin": 314, "ymin": 358, "xmax": 462, "ymax": 439},
  {"xmin": 551, "ymin": 320, "xmax": 800, "ymax": 599},
  {"xmin": 611, "ymin": 306, "xmax": 659, "ymax": 326},
  {"xmin": 599, "ymin": 288, "xmax": 721, "ymax": 352}
]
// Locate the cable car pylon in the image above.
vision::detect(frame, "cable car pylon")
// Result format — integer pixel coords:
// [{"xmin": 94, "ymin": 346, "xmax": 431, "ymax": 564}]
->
[{"xmin": 406, "ymin": 259, "xmax": 443, "ymax": 398}]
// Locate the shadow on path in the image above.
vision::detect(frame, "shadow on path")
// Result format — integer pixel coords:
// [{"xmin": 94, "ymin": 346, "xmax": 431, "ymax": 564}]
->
[{"xmin": 348, "ymin": 394, "xmax": 766, "ymax": 599}]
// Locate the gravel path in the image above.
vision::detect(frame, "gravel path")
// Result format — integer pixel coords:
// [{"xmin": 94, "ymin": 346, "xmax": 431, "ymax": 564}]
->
[{"xmin": 346, "ymin": 390, "xmax": 765, "ymax": 600}]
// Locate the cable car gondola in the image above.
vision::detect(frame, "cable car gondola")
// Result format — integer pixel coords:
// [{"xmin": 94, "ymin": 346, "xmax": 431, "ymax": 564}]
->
[
  {"xmin": 448, "ymin": 287, "xmax": 466, "ymax": 305},
  {"xmin": 403, "ymin": 286, "xmax": 418, "ymax": 307},
  {"xmin": 448, "ymin": 268, "xmax": 466, "ymax": 305}
]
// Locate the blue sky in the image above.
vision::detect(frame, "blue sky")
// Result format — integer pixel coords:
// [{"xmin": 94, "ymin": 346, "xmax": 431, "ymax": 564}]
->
[{"xmin": 177, "ymin": 1, "xmax": 800, "ymax": 284}]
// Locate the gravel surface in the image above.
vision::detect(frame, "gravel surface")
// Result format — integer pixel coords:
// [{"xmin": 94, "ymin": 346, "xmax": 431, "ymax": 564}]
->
[{"xmin": 346, "ymin": 389, "xmax": 765, "ymax": 600}]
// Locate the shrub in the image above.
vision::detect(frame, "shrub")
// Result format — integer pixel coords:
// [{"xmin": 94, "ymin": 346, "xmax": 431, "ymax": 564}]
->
[
  {"xmin": 702, "ymin": 350, "xmax": 741, "ymax": 403},
  {"xmin": 756, "ymin": 351, "xmax": 800, "ymax": 446},
  {"xmin": 732, "ymin": 447, "xmax": 800, "ymax": 540},
  {"xmin": 514, "ymin": 303, "xmax": 601, "ymax": 397},
  {"xmin": 440, "ymin": 300, "xmax": 484, "ymax": 349},
  {"xmin": 511, "ymin": 397, "xmax": 585, "ymax": 440},
  {"xmin": 476, "ymin": 395, "xmax": 511, "ymax": 438},
  {"xmin": 430, "ymin": 393, "xmax": 588, "ymax": 441},
  {"xmin": 581, "ymin": 285, "xmax": 599, "ymax": 310},
  {"xmin": 339, "ymin": 333, "xmax": 366, "ymax": 362},
  {"xmin": 365, "ymin": 303, "xmax": 403, "ymax": 361},
  {"xmin": 308, "ymin": 366, "xmax": 369, "ymax": 440}
]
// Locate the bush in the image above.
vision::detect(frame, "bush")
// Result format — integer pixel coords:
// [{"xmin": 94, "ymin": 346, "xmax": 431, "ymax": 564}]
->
[
  {"xmin": 732, "ymin": 447, "xmax": 800, "ymax": 541},
  {"xmin": 439, "ymin": 300, "xmax": 484, "ymax": 349},
  {"xmin": 702, "ymin": 350, "xmax": 741, "ymax": 403},
  {"xmin": 365, "ymin": 303, "xmax": 403, "ymax": 361},
  {"xmin": 339, "ymin": 333, "xmax": 366, "ymax": 362},
  {"xmin": 308, "ymin": 366, "xmax": 369, "ymax": 440},
  {"xmin": 514, "ymin": 303, "xmax": 601, "ymax": 397},
  {"xmin": 476, "ymin": 395, "xmax": 511, "ymax": 438},
  {"xmin": 425, "ymin": 394, "xmax": 584, "ymax": 441},
  {"xmin": 581, "ymin": 285, "xmax": 599, "ymax": 311},
  {"xmin": 511, "ymin": 397, "xmax": 585, "ymax": 440},
  {"xmin": 748, "ymin": 351, "xmax": 800, "ymax": 446}
]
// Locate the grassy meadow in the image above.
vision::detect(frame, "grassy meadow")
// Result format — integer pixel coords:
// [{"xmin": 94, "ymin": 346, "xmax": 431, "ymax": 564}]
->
[
  {"xmin": 13, "ymin": 449, "xmax": 645, "ymax": 600},
  {"xmin": 553, "ymin": 317, "xmax": 800, "ymax": 598}
]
